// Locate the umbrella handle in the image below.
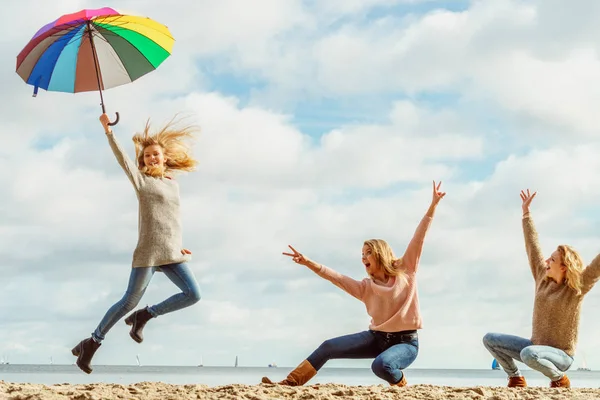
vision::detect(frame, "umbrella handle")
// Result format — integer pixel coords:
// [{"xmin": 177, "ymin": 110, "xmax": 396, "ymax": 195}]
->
[{"xmin": 107, "ymin": 112, "xmax": 120, "ymax": 126}]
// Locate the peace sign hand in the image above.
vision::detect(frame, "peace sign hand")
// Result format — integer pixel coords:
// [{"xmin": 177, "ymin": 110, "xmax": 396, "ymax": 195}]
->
[
  {"xmin": 283, "ymin": 245, "xmax": 310, "ymax": 266},
  {"xmin": 520, "ymin": 189, "xmax": 537, "ymax": 215},
  {"xmin": 432, "ymin": 180, "xmax": 446, "ymax": 205}
]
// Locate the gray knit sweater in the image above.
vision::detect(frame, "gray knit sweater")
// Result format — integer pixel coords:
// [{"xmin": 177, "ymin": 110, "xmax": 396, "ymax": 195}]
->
[
  {"xmin": 107, "ymin": 133, "xmax": 191, "ymax": 268},
  {"xmin": 523, "ymin": 215, "xmax": 600, "ymax": 356}
]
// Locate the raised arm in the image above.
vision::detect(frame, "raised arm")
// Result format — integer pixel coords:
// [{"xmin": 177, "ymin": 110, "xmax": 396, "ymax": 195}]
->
[
  {"xmin": 100, "ymin": 114, "xmax": 143, "ymax": 190},
  {"xmin": 581, "ymin": 253, "xmax": 600, "ymax": 296},
  {"xmin": 283, "ymin": 245, "xmax": 366, "ymax": 301},
  {"xmin": 401, "ymin": 216, "xmax": 432, "ymax": 274},
  {"xmin": 401, "ymin": 180, "xmax": 445, "ymax": 273},
  {"xmin": 520, "ymin": 189, "xmax": 545, "ymax": 282}
]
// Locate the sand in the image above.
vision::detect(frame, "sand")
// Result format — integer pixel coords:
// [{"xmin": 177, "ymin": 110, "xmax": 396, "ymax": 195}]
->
[{"xmin": 1, "ymin": 382, "xmax": 600, "ymax": 400}]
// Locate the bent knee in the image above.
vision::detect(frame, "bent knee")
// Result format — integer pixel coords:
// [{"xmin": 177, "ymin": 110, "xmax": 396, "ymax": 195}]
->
[
  {"xmin": 371, "ymin": 356, "xmax": 401, "ymax": 380},
  {"xmin": 482, "ymin": 332, "xmax": 500, "ymax": 347},
  {"xmin": 520, "ymin": 347, "xmax": 537, "ymax": 363},
  {"xmin": 371, "ymin": 357, "xmax": 388, "ymax": 375},
  {"xmin": 188, "ymin": 287, "xmax": 201, "ymax": 303}
]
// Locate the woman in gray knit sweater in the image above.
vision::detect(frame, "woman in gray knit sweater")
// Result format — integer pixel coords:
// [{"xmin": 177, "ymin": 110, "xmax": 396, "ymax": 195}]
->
[
  {"xmin": 71, "ymin": 114, "xmax": 202, "ymax": 374},
  {"xmin": 483, "ymin": 189, "xmax": 600, "ymax": 389}
]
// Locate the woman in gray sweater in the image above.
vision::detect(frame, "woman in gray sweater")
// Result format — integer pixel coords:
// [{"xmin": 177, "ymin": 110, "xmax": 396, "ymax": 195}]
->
[
  {"xmin": 71, "ymin": 114, "xmax": 201, "ymax": 374},
  {"xmin": 483, "ymin": 189, "xmax": 600, "ymax": 388}
]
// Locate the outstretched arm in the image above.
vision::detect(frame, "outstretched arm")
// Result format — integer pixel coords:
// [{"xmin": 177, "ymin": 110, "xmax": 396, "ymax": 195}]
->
[
  {"xmin": 284, "ymin": 245, "xmax": 366, "ymax": 301},
  {"xmin": 402, "ymin": 181, "xmax": 445, "ymax": 273},
  {"xmin": 100, "ymin": 114, "xmax": 143, "ymax": 190},
  {"xmin": 521, "ymin": 189, "xmax": 545, "ymax": 282},
  {"xmin": 581, "ymin": 253, "xmax": 600, "ymax": 295}
]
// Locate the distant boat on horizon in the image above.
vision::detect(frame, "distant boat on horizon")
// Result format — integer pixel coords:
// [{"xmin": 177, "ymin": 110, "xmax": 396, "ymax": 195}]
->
[
  {"xmin": 198, "ymin": 356, "xmax": 203, "ymax": 367},
  {"xmin": 577, "ymin": 353, "xmax": 591, "ymax": 371},
  {"xmin": 268, "ymin": 362, "xmax": 277, "ymax": 368},
  {"xmin": 136, "ymin": 355, "xmax": 141, "ymax": 367},
  {"xmin": 234, "ymin": 356, "xmax": 238, "ymax": 368}
]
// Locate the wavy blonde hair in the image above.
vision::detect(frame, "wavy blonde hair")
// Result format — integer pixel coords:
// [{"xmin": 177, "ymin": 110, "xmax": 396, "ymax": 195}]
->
[
  {"xmin": 132, "ymin": 115, "xmax": 199, "ymax": 177},
  {"xmin": 363, "ymin": 239, "xmax": 407, "ymax": 283},
  {"xmin": 556, "ymin": 245, "xmax": 584, "ymax": 295}
]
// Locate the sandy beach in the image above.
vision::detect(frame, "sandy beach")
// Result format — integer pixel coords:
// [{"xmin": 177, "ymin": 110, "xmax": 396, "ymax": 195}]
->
[{"xmin": 1, "ymin": 381, "xmax": 599, "ymax": 400}]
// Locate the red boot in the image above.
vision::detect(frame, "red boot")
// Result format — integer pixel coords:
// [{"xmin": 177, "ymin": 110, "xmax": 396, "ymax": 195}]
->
[
  {"xmin": 550, "ymin": 375, "xmax": 570, "ymax": 388},
  {"xmin": 507, "ymin": 376, "xmax": 527, "ymax": 387}
]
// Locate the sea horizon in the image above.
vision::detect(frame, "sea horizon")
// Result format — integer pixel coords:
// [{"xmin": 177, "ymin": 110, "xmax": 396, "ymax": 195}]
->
[{"xmin": 1, "ymin": 364, "xmax": 598, "ymax": 388}]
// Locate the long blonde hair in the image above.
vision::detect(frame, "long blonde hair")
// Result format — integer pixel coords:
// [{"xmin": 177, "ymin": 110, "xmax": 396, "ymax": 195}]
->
[
  {"xmin": 363, "ymin": 239, "xmax": 407, "ymax": 282},
  {"xmin": 132, "ymin": 115, "xmax": 199, "ymax": 176},
  {"xmin": 556, "ymin": 245, "xmax": 584, "ymax": 295}
]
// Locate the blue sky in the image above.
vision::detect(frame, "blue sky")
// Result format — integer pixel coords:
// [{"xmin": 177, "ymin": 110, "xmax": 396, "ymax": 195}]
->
[{"xmin": 2, "ymin": 0, "xmax": 600, "ymax": 383}]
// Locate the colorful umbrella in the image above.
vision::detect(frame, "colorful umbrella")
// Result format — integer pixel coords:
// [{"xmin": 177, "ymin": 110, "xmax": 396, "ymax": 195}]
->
[{"xmin": 16, "ymin": 7, "xmax": 174, "ymax": 126}]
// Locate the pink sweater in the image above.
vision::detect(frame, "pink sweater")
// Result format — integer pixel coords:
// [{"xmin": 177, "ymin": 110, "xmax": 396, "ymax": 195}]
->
[{"xmin": 315, "ymin": 216, "xmax": 432, "ymax": 332}]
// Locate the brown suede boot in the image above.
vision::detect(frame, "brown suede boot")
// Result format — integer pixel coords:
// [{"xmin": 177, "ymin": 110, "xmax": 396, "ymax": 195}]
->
[
  {"xmin": 125, "ymin": 307, "xmax": 154, "ymax": 343},
  {"xmin": 71, "ymin": 337, "xmax": 101, "ymax": 374},
  {"xmin": 390, "ymin": 374, "xmax": 407, "ymax": 387},
  {"xmin": 261, "ymin": 360, "xmax": 317, "ymax": 386},
  {"xmin": 507, "ymin": 376, "xmax": 527, "ymax": 388},
  {"xmin": 550, "ymin": 375, "xmax": 570, "ymax": 388}
]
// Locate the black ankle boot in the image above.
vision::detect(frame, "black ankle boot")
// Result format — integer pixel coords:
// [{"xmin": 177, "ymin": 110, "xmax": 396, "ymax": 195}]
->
[
  {"xmin": 71, "ymin": 337, "xmax": 101, "ymax": 374},
  {"xmin": 124, "ymin": 307, "xmax": 154, "ymax": 343}
]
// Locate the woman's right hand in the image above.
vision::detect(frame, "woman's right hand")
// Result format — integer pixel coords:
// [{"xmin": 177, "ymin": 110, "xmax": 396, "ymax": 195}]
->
[
  {"xmin": 520, "ymin": 188, "xmax": 537, "ymax": 215},
  {"xmin": 99, "ymin": 113, "xmax": 112, "ymax": 134},
  {"xmin": 283, "ymin": 245, "xmax": 311, "ymax": 266}
]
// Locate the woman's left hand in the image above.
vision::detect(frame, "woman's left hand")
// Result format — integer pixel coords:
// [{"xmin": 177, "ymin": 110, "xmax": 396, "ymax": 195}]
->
[
  {"xmin": 181, "ymin": 248, "xmax": 192, "ymax": 255},
  {"xmin": 432, "ymin": 180, "xmax": 446, "ymax": 205}
]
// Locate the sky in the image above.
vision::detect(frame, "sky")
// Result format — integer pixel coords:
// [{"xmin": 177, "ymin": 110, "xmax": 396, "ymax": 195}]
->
[{"xmin": 2, "ymin": 0, "xmax": 600, "ymax": 372}]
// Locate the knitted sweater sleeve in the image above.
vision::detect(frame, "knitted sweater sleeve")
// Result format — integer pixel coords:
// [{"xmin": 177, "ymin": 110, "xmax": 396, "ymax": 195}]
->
[
  {"xmin": 401, "ymin": 216, "xmax": 432, "ymax": 274},
  {"xmin": 315, "ymin": 265, "xmax": 367, "ymax": 301},
  {"xmin": 106, "ymin": 132, "xmax": 143, "ymax": 191},
  {"xmin": 581, "ymin": 253, "xmax": 600, "ymax": 295},
  {"xmin": 522, "ymin": 214, "xmax": 545, "ymax": 282}
]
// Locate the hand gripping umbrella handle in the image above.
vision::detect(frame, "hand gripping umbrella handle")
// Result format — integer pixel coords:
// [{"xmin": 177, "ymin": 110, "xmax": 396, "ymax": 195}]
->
[{"xmin": 107, "ymin": 112, "xmax": 120, "ymax": 126}]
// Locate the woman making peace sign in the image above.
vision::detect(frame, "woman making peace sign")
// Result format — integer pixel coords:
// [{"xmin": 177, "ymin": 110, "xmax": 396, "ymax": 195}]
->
[{"xmin": 262, "ymin": 181, "xmax": 445, "ymax": 387}]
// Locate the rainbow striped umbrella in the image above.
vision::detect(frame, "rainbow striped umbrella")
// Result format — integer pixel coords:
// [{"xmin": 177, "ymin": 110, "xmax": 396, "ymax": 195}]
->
[{"xmin": 16, "ymin": 7, "xmax": 174, "ymax": 126}]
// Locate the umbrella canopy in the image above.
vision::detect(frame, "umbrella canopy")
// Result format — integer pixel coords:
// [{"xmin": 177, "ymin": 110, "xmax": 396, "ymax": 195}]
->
[{"xmin": 16, "ymin": 7, "xmax": 175, "ymax": 124}]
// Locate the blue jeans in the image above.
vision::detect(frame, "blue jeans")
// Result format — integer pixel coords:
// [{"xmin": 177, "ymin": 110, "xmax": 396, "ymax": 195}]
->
[
  {"xmin": 306, "ymin": 330, "xmax": 419, "ymax": 384},
  {"xmin": 483, "ymin": 333, "xmax": 574, "ymax": 381},
  {"xmin": 92, "ymin": 263, "xmax": 201, "ymax": 342}
]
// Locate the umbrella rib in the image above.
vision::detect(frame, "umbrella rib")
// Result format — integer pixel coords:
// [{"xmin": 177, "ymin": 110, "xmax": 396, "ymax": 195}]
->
[
  {"xmin": 43, "ymin": 20, "xmax": 90, "ymax": 39},
  {"xmin": 91, "ymin": 30, "xmax": 110, "ymax": 44},
  {"xmin": 93, "ymin": 28, "xmax": 131, "ymax": 82},
  {"xmin": 93, "ymin": 14, "xmax": 174, "ymax": 40},
  {"xmin": 34, "ymin": 25, "xmax": 84, "ymax": 91},
  {"xmin": 48, "ymin": 27, "xmax": 94, "ymax": 48},
  {"xmin": 33, "ymin": 13, "xmax": 172, "ymax": 48},
  {"xmin": 92, "ymin": 22, "xmax": 159, "ymax": 70},
  {"xmin": 92, "ymin": 24, "xmax": 152, "ymax": 80}
]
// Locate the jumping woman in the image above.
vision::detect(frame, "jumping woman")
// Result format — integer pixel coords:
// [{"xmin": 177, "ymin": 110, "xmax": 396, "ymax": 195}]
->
[{"xmin": 72, "ymin": 113, "xmax": 201, "ymax": 373}]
